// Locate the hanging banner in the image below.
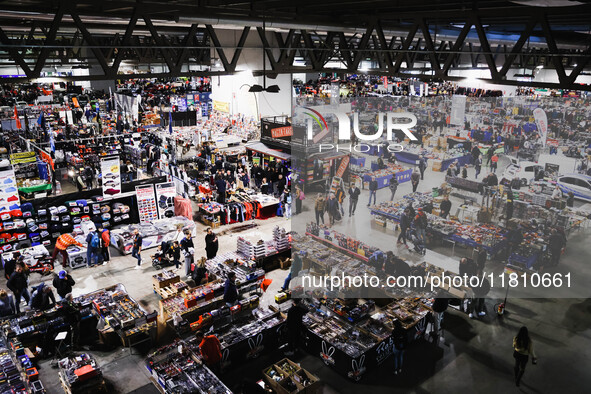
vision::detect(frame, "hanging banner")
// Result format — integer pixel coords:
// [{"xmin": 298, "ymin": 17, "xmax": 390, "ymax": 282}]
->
[
  {"xmin": 135, "ymin": 185, "xmax": 158, "ymax": 224},
  {"xmin": 450, "ymin": 95, "xmax": 467, "ymax": 126},
  {"xmin": 101, "ymin": 156, "xmax": 122, "ymax": 197},
  {"xmin": 0, "ymin": 168, "xmax": 20, "ymax": 213},
  {"xmin": 271, "ymin": 126, "xmax": 293, "ymax": 139},
  {"xmin": 336, "ymin": 155, "xmax": 350, "ymax": 179},
  {"xmin": 9, "ymin": 151, "xmax": 36, "ymax": 164},
  {"xmin": 155, "ymin": 182, "xmax": 177, "ymax": 219},
  {"xmin": 533, "ymin": 108, "xmax": 548, "ymax": 147}
]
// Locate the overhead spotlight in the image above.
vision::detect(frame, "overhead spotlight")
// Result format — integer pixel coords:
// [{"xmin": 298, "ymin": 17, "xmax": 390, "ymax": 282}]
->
[
  {"xmin": 536, "ymin": 65, "xmax": 544, "ymax": 69},
  {"xmin": 248, "ymin": 84, "xmax": 264, "ymax": 92}
]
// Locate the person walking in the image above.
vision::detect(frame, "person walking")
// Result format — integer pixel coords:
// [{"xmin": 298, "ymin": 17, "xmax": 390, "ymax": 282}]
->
[
  {"xmin": 7, "ymin": 264, "xmax": 30, "ymax": 314},
  {"xmin": 181, "ymin": 230, "xmax": 195, "ymax": 277},
  {"xmin": 513, "ymin": 326, "xmax": 537, "ymax": 387},
  {"xmin": 368, "ymin": 177, "xmax": 378, "ymax": 206},
  {"xmin": 326, "ymin": 193, "xmax": 338, "ymax": 226},
  {"xmin": 280, "ymin": 253, "xmax": 303, "ymax": 292},
  {"xmin": 314, "ymin": 193, "xmax": 326, "ymax": 225},
  {"xmin": 195, "ymin": 331, "xmax": 222, "ymax": 375},
  {"xmin": 411, "ymin": 170, "xmax": 420, "ymax": 192},
  {"xmin": 132, "ymin": 228, "xmax": 143, "ymax": 269},
  {"xmin": 169, "ymin": 241, "xmax": 181, "ymax": 270},
  {"xmin": 397, "ymin": 208, "xmax": 411, "ymax": 247},
  {"xmin": 281, "ymin": 188, "xmax": 292, "ymax": 219},
  {"xmin": 414, "ymin": 208, "xmax": 428, "ymax": 245},
  {"xmin": 295, "ymin": 186, "xmax": 304, "ymax": 215},
  {"xmin": 392, "ymin": 320, "xmax": 407, "ymax": 375},
  {"xmin": 475, "ymin": 156, "xmax": 482, "ymax": 179},
  {"xmin": 418, "ymin": 156, "xmax": 427, "ymax": 180},
  {"xmin": 52, "ymin": 270, "xmax": 75, "ymax": 300},
  {"xmin": 205, "ymin": 228, "xmax": 219, "ymax": 259},
  {"xmin": 348, "ymin": 183, "xmax": 360, "ymax": 216},
  {"xmin": 491, "ymin": 153, "xmax": 499, "ymax": 172},
  {"xmin": 389, "ymin": 176, "xmax": 399, "ymax": 201}
]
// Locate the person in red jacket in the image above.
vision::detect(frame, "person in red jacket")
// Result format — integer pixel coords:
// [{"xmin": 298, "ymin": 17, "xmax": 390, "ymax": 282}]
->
[{"xmin": 195, "ymin": 331, "xmax": 222, "ymax": 375}]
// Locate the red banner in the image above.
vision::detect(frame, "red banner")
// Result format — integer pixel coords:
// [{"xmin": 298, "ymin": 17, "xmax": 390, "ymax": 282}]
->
[
  {"xmin": 271, "ymin": 126, "xmax": 293, "ymax": 138},
  {"xmin": 336, "ymin": 156, "xmax": 350, "ymax": 178},
  {"xmin": 39, "ymin": 150, "xmax": 54, "ymax": 170}
]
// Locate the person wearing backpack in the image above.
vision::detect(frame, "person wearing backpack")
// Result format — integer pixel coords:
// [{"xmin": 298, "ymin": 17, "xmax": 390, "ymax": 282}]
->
[
  {"xmin": 85, "ymin": 229, "xmax": 101, "ymax": 268},
  {"xmin": 100, "ymin": 226, "xmax": 111, "ymax": 264}
]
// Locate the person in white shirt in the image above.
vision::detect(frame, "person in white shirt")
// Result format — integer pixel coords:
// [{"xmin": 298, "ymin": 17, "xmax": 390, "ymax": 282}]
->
[{"xmin": 551, "ymin": 185, "xmax": 563, "ymax": 200}]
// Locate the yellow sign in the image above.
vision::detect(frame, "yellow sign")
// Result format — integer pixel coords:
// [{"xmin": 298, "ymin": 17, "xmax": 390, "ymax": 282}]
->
[
  {"xmin": 212, "ymin": 100, "xmax": 230, "ymax": 113},
  {"xmin": 10, "ymin": 151, "xmax": 36, "ymax": 164}
]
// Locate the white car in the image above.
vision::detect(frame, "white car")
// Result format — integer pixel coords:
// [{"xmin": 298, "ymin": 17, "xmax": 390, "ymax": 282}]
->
[
  {"xmin": 501, "ymin": 158, "xmax": 544, "ymax": 187},
  {"xmin": 556, "ymin": 174, "xmax": 591, "ymax": 202}
]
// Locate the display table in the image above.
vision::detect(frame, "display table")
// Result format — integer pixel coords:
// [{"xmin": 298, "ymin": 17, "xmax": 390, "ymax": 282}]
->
[
  {"xmin": 1, "ymin": 244, "xmax": 52, "ymax": 274},
  {"xmin": 110, "ymin": 216, "xmax": 195, "ymax": 255},
  {"xmin": 75, "ymin": 283, "xmax": 158, "ymax": 347},
  {"xmin": 350, "ymin": 156, "xmax": 366, "ymax": 167},
  {"xmin": 19, "ymin": 182, "xmax": 52, "ymax": 194},
  {"xmin": 362, "ymin": 168, "xmax": 412, "ymax": 189},
  {"xmin": 440, "ymin": 153, "xmax": 472, "ymax": 171}
]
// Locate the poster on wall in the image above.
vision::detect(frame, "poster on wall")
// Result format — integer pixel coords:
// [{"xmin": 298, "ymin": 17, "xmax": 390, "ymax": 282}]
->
[
  {"xmin": 450, "ymin": 95, "xmax": 467, "ymax": 126},
  {"xmin": 213, "ymin": 100, "xmax": 230, "ymax": 113},
  {"xmin": 135, "ymin": 185, "xmax": 158, "ymax": 224},
  {"xmin": 0, "ymin": 167, "xmax": 20, "ymax": 213},
  {"xmin": 101, "ymin": 156, "xmax": 122, "ymax": 197},
  {"xmin": 155, "ymin": 182, "xmax": 176, "ymax": 219}
]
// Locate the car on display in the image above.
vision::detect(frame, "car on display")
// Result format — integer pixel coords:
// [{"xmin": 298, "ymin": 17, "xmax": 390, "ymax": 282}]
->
[
  {"xmin": 501, "ymin": 158, "xmax": 544, "ymax": 187},
  {"xmin": 556, "ymin": 173, "xmax": 591, "ymax": 202}
]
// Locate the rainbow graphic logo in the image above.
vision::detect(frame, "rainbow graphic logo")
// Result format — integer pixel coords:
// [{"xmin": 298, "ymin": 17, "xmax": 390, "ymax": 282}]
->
[{"xmin": 303, "ymin": 107, "xmax": 328, "ymax": 130}]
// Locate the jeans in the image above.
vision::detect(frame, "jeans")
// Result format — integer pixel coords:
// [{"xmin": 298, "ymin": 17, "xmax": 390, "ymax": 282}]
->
[
  {"xmin": 416, "ymin": 228, "xmax": 426, "ymax": 244},
  {"xmin": 285, "ymin": 203, "xmax": 291, "ymax": 218},
  {"xmin": 433, "ymin": 311, "xmax": 444, "ymax": 335},
  {"xmin": 397, "ymin": 227, "xmax": 408, "ymax": 244},
  {"xmin": 132, "ymin": 247, "xmax": 142, "ymax": 265},
  {"xmin": 349, "ymin": 199, "xmax": 358, "ymax": 215},
  {"xmin": 101, "ymin": 246, "xmax": 110, "ymax": 262},
  {"xmin": 368, "ymin": 190, "xmax": 376, "ymax": 206},
  {"xmin": 185, "ymin": 256, "xmax": 193, "ymax": 276},
  {"xmin": 412, "ymin": 182, "xmax": 418, "ymax": 192},
  {"xmin": 315, "ymin": 210, "xmax": 324, "ymax": 225},
  {"xmin": 87, "ymin": 248, "xmax": 100, "ymax": 267},
  {"xmin": 282, "ymin": 272, "xmax": 292, "ymax": 290},
  {"xmin": 173, "ymin": 258, "xmax": 180, "ymax": 269},
  {"xmin": 393, "ymin": 348, "xmax": 404, "ymax": 370},
  {"xmin": 14, "ymin": 289, "xmax": 30, "ymax": 314},
  {"xmin": 390, "ymin": 190, "xmax": 396, "ymax": 201}
]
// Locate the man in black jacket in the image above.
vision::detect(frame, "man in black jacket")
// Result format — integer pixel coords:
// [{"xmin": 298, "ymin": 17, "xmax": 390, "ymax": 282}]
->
[
  {"xmin": 223, "ymin": 272, "xmax": 239, "ymax": 307},
  {"xmin": 52, "ymin": 270, "xmax": 75, "ymax": 300},
  {"xmin": 348, "ymin": 183, "xmax": 361, "ymax": 216},
  {"xmin": 285, "ymin": 299, "xmax": 307, "ymax": 356},
  {"xmin": 368, "ymin": 177, "xmax": 378, "ymax": 206},
  {"xmin": 440, "ymin": 196, "xmax": 452, "ymax": 219},
  {"xmin": 6, "ymin": 264, "xmax": 30, "ymax": 314}
]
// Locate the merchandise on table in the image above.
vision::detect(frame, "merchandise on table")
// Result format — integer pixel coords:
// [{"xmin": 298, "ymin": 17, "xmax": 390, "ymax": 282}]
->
[
  {"xmin": 109, "ymin": 216, "xmax": 194, "ymax": 255},
  {"xmin": 361, "ymin": 163, "xmax": 412, "ymax": 189},
  {"xmin": 58, "ymin": 353, "xmax": 106, "ymax": 393},
  {"xmin": 236, "ymin": 226, "xmax": 291, "ymax": 260},
  {"xmin": 146, "ymin": 339, "xmax": 232, "ymax": 394},
  {"xmin": 0, "ymin": 337, "xmax": 42, "ymax": 393},
  {"xmin": 75, "ymin": 284, "xmax": 157, "ymax": 344},
  {"xmin": 1, "ymin": 244, "xmax": 52, "ymax": 274}
]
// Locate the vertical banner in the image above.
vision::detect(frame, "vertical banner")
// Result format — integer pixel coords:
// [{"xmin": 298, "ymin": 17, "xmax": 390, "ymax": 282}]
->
[
  {"xmin": 450, "ymin": 95, "xmax": 467, "ymax": 126},
  {"xmin": 101, "ymin": 156, "xmax": 122, "ymax": 197},
  {"xmin": 330, "ymin": 82, "xmax": 340, "ymax": 109},
  {"xmin": 0, "ymin": 167, "xmax": 20, "ymax": 213},
  {"xmin": 155, "ymin": 182, "xmax": 177, "ymax": 219},
  {"xmin": 135, "ymin": 185, "xmax": 158, "ymax": 224},
  {"xmin": 533, "ymin": 108, "xmax": 548, "ymax": 147}
]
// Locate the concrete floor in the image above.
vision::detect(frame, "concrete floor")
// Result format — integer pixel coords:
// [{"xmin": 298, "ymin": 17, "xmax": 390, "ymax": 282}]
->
[{"xmin": 4, "ymin": 149, "xmax": 591, "ymax": 393}]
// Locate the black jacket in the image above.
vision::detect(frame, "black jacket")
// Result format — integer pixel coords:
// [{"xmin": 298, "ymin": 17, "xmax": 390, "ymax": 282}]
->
[
  {"xmin": 52, "ymin": 275, "xmax": 75, "ymax": 298},
  {"xmin": 223, "ymin": 279, "xmax": 239, "ymax": 304},
  {"xmin": 440, "ymin": 199, "xmax": 451, "ymax": 214},
  {"xmin": 348, "ymin": 187, "xmax": 361, "ymax": 201},
  {"xmin": 7, "ymin": 271, "xmax": 27, "ymax": 293},
  {"xmin": 369, "ymin": 180, "xmax": 378, "ymax": 191}
]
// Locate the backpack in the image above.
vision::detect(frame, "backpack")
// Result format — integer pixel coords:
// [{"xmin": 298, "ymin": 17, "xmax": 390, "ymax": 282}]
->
[{"xmin": 90, "ymin": 232, "xmax": 100, "ymax": 249}]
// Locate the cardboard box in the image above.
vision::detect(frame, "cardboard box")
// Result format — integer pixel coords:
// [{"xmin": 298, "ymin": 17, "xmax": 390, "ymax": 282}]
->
[
  {"xmin": 431, "ymin": 160, "xmax": 442, "ymax": 172},
  {"xmin": 293, "ymin": 369, "xmax": 320, "ymax": 394},
  {"xmin": 279, "ymin": 258, "xmax": 292, "ymax": 270},
  {"xmin": 262, "ymin": 366, "xmax": 288, "ymax": 391},
  {"xmin": 276, "ymin": 377, "xmax": 303, "ymax": 394}
]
